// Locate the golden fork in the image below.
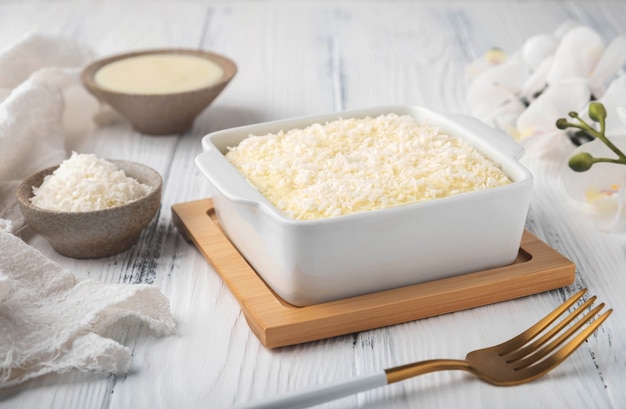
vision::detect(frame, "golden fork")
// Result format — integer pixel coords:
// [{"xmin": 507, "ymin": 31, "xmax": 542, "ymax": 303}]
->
[{"xmin": 234, "ymin": 289, "xmax": 612, "ymax": 409}]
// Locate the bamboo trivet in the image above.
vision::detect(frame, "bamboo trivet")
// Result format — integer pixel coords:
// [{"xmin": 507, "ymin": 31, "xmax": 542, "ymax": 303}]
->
[{"xmin": 172, "ymin": 199, "xmax": 575, "ymax": 348}]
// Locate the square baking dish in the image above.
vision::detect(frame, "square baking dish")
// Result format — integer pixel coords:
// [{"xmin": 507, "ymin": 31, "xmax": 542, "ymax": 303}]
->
[{"xmin": 195, "ymin": 105, "xmax": 533, "ymax": 306}]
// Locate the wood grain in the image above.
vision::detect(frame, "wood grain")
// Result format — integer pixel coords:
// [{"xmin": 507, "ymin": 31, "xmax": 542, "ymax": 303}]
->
[{"xmin": 1, "ymin": 2, "xmax": 624, "ymax": 409}]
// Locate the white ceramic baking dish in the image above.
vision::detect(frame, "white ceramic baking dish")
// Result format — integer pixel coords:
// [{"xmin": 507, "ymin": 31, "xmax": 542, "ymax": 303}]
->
[{"xmin": 195, "ymin": 105, "xmax": 533, "ymax": 306}]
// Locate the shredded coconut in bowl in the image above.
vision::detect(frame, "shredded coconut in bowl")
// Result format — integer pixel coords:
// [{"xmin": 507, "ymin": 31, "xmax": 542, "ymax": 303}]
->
[
  {"xmin": 226, "ymin": 113, "xmax": 512, "ymax": 220},
  {"xmin": 30, "ymin": 152, "xmax": 153, "ymax": 212}
]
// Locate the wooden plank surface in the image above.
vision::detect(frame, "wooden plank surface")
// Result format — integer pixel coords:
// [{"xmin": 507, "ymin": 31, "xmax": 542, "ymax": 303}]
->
[{"xmin": 1, "ymin": 1, "xmax": 625, "ymax": 409}]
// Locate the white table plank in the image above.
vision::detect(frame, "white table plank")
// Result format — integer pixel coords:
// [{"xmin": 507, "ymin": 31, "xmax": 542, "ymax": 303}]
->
[{"xmin": 1, "ymin": 2, "xmax": 624, "ymax": 409}]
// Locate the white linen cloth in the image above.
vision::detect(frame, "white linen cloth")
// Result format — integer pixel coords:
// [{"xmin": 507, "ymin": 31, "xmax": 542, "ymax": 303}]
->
[
  {"xmin": 0, "ymin": 35, "xmax": 98, "ymax": 232},
  {"xmin": 0, "ymin": 233, "xmax": 176, "ymax": 387},
  {"xmin": 0, "ymin": 35, "xmax": 176, "ymax": 388}
]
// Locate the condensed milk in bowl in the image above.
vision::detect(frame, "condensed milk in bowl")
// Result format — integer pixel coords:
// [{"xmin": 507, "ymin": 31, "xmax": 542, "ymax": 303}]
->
[{"xmin": 82, "ymin": 48, "xmax": 236, "ymax": 135}]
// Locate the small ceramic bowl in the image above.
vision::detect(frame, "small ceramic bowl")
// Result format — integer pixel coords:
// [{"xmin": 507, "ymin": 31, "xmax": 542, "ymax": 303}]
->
[
  {"xmin": 16, "ymin": 160, "xmax": 162, "ymax": 259},
  {"xmin": 82, "ymin": 48, "xmax": 237, "ymax": 135}
]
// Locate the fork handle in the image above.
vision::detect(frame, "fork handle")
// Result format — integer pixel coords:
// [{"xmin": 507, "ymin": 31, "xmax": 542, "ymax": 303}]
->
[
  {"xmin": 233, "ymin": 359, "xmax": 470, "ymax": 408},
  {"xmin": 232, "ymin": 371, "xmax": 388, "ymax": 409}
]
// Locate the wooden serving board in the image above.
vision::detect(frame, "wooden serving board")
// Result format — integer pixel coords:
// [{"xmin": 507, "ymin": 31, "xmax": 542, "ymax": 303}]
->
[{"xmin": 171, "ymin": 199, "xmax": 576, "ymax": 349}]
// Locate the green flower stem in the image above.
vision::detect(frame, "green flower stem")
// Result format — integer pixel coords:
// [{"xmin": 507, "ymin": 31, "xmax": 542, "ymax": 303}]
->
[
  {"xmin": 581, "ymin": 127, "xmax": 626, "ymax": 163},
  {"xmin": 565, "ymin": 115, "xmax": 626, "ymax": 163},
  {"xmin": 594, "ymin": 157, "xmax": 626, "ymax": 165}
]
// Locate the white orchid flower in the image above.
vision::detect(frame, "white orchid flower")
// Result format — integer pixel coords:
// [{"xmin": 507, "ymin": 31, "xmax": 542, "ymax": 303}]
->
[
  {"xmin": 588, "ymin": 35, "xmax": 626, "ymax": 97},
  {"xmin": 595, "ymin": 74, "xmax": 626, "ymax": 137},
  {"xmin": 545, "ymin": 26, "xmax": 605, "ymax": 86},
  {"xmin": 467, "ymin": 24, "xmax": 626, "ymax": 231},
  {"xmin": 516, "ymin": 26, "xmax": 626, "ymax": 139},
  {"xmin": 466, "ymin": 51, "xmax": 529, "ymax": 132},
  {"xmin": 559, "ymin": 99, "xmax": 626, "ymax": 232},
  {"xmin": 517, "ymin": 79, "xmax": 591, "ymax": 138},
  {"xmin": 515, "ymin": 79, "xmax": 590, "ymax": 159},
  {"xmin": 568, "ymin": 73, "xmax": 626, "ymax": 143},
  {"xmin": 467, "ymin": 22, "xmax": 626, "ymax": 149},
  {"xmin": 561, "ymin": 132, "xmax": 626, "ymax": 232},
  {"xmin": 466, "ymin": 21, "xmax": 578, "ymax": 128}
]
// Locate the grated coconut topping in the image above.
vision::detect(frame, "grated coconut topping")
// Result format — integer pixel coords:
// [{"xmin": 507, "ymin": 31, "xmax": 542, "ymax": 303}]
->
[
  {"xmin": 30, "ymin": 152, "xmax": 153, "ymax": 212},
  {"xmin": 226, "ymin": 113, "xmax": 511, "ymax": 220}
]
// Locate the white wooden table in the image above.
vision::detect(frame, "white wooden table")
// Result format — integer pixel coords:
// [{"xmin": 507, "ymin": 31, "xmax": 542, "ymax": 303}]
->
[{"xmin": 1, "ymin": 1, "xmax": 625, "ymax": 408}]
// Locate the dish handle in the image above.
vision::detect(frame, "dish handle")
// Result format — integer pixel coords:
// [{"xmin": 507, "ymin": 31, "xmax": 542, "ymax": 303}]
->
[
  {"xmin": 447, "ymin": 114, "xmax": 526, "ymax": 160},
  {"xmin": 194, "ymin": 150, "xmax": 264, "ymax": 210}
]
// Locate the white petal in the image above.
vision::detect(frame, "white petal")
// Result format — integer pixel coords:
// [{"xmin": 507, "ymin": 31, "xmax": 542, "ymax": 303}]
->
[
  {"xmin": 521, "ymin": 34, "xmax": 558, "ymax": 69},
  {"xmin": 598, "ymin": 73, "xmax": 626, "ymax": 107},
  {"xmin": 516, "ymin": 79, "xmax": 590, "ymax": 139},
  {"xmin": 588, "ymin": 35, "xmax": 626, "ymax": 96},
  {"xmin": 467, "ymin": 80, "xmax": 526, "ymax": 125},
  {"xmin": 597, "ymin": 74, "xmax": 626, "ymax": 136},
  {"xmin": 519, "ymin": 128, "xmax": 574, "ymax": 160},
  {"xmin": 466, "ymin": 53, "xmax": 529, "ymax": 118},
  {"xmin": 561, "ymin": 136, "xmax": 626, "ymax": 231},
  {"xmin": 546, "ymin": 26, "xmax": 605, "ymax": 84},
  {"xmin": 617, "ymin": 106, "xmax": 626, "ymax": 128},
  {"xmin": 467, "ymin": 77, "xmax": 513, "ymax": 115},
  {"xmin": 469, "ymin": 52, "xmax": 529, "ymax": 93},
  {"xmin": 492, "ymin": 110, "xmax": 527, "ymax": 137},
  {"xmin": 520, "ymin": 56, "xmax": 552, "ymax": 102},
  {"xmin": 467, "ymin": 48, "xmax": 508, "ymax": 79}
]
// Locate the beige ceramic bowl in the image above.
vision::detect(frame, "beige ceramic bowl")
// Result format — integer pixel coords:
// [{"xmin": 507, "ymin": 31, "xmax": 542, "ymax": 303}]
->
[
  {"xmin": 16, "ymin": 160, "xmax": 162, "ymax": 259},
  {"xmin": 82, "ymin": 48, "xmax": 237, "ymax": 135}
]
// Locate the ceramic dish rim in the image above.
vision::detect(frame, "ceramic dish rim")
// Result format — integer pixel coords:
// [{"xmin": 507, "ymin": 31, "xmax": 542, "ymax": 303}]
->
[{"xmin": 197, "ymin": 104, "xmax": 534, "ymax": 227}]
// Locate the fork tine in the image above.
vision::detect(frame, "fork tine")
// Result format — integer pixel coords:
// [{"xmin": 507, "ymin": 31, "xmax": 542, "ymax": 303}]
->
[
  {"xmin": 493, "ymin": 289, "xmax": 588, "ymax": 355},
  {"xmin": 511, "ymin": 303, "xmax": 605, "ymax": 369},
  {"xmin": 514, "ymin": 308, "xmax": 612, "ymax": 382},
  {"xmin": 503, "ymin": 296, "xmax": 597, "ymax": 362}
]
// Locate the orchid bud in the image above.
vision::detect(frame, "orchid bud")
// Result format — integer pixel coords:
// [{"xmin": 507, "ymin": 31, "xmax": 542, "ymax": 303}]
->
[
  {"xmin": 588, "ymin": 102, "xmax": 607, "ymax": 123},
  {"xmin": 568, "ymin": 152, "xmax": 595, "ymax": 172},
  {"xmin": 556, "ymin": 118, "xmax": 570, "ymax": 129}
]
